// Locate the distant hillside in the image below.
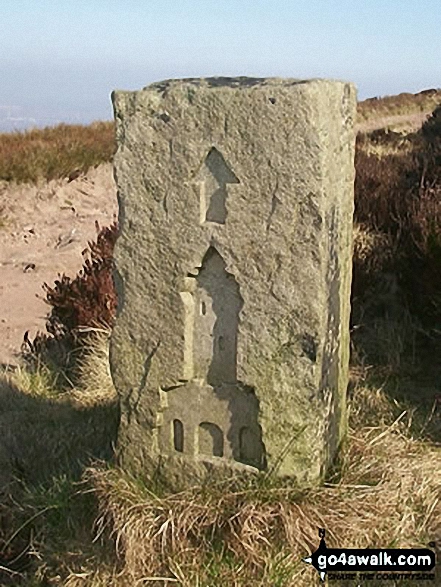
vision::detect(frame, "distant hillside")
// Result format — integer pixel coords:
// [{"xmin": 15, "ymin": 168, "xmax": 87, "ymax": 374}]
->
[
  {"xmin": 0, "ymin": 88, "xmax": 440, "ymax": 184},
  {"xmin": 357, "ymin": 88, "xmax": 441, "ymax": 122}
]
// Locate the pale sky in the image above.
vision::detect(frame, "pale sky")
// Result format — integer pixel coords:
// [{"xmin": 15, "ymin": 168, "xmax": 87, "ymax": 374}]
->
[{"xmin": 1, "ymin": 0, "xmax": 440, "ymax": 131}]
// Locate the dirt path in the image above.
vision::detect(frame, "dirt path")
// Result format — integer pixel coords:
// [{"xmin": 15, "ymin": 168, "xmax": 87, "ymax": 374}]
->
[
  {"xmin": 356, "ymin": 110, "xmax": 430, "ymax": 134},
  {"xmin": 0, "ymin": 163, "xmax": 118, "ymax": 366}
]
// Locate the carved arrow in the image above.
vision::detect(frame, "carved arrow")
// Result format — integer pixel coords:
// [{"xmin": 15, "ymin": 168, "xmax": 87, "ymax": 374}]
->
[{"xmin": 196, "ymin": 147, "xmax": 240, "ymax": 224}]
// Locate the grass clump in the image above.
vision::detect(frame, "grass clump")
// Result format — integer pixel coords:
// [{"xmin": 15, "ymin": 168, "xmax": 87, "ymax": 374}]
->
[
  {"xmin": 0, "ymin": 474, "xmax": 109, "ymax": 586},
  {"xmin": 2, "ymin": 366, "xmax": 438, "ymax": 586},
  {"xmin": 81, "ymin": 375, "xmax": 440, "ymax": 586},
  {"xmin": 0, "ymin": 121, "xmax": 115, "ymax": 184},
  {"xmin": 0, "ymin": 331, "xmax": 119, "ymax": 583}
]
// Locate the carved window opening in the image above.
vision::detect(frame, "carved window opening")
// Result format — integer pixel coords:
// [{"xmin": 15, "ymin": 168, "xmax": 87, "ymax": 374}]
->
[{"xmin": 173, "ymin": 419, "xmax": 184, "ymax": 452}]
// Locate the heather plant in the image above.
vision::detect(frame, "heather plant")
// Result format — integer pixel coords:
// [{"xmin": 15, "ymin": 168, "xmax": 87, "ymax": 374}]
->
[
  {"xmin": 419, "ymin": 104, "xmax": 441, "ymax": 184},
  {"xmin": 405, "ymin": 184, "xmax": 441, "ymax": 322},
  {"xmin": 352, "ymin": 103, "xmax": 441, "ymax": 365},
  {"xmin": 22, "ymin": 222, "xmax": 119, "ymax": 381},
  {"xmin": 43, "ymin": 221, "xmax": 118, "ymax": 338},
  {"xmin": 354, "ymin": 145, "xmax": 418, "ymax": 234},
  {"xmin": 421, "ymin": 103, "xmax": 441, "ymax": 146}
]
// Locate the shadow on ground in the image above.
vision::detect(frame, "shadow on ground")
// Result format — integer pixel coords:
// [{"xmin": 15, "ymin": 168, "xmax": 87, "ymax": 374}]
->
[{"xmin": 0, "ymin": 376, "xmax": 119, "ymax": 492}]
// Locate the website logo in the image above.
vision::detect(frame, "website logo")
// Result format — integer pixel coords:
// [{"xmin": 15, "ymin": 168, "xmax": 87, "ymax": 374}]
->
[{"xmin": 302, "ymin": 528, "xmax": 436, "ymax": 582}]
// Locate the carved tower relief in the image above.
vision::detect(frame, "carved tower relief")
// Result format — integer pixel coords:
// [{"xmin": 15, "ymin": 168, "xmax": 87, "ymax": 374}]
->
[
  {"xmin": 158, "ymin": 150, "xmax": 264, "ymax": 468},
  {"xmin": 183, "ymin": 247, "xmax": 242, "ymax": 385}
]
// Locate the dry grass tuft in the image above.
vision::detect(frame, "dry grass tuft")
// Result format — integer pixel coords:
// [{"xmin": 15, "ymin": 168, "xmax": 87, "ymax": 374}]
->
[
  {"xmin": 65, "ymin": 329, "xmax": 117, "ymax": 407},
  {"xmin": 352, "ymin": 223, "xmax": 396, "ymax": 275},
  {"xmin": 356, "ymin": 129, "xmax": 417, "ymax": 158},
  {"xmin": 64, "ymin": 570, "xmax": 127, "ymax": 587},
  {"xmin": 1, "ymin": 361, "xmax": 62, "ymax": 400},
  {"xmin": 2, "ymin": 328, "xmax": 117, "ymax": 409},
  {"xmin": 76, "ymin": 377, "xmax": 440, "ymax": 586},
  {"xmin": 1, "ymin": 351, "xmax": 439, "ymax": 585},
  {"xmin": 0, "ymin": 121, "xmax": 115, "ymax": 184}
]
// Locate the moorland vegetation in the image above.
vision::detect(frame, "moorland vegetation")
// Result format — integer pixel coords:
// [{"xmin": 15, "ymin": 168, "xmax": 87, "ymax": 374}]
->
[{"xmin": 0, "ymin": 90, "xmax": 440, "ymax": 586}]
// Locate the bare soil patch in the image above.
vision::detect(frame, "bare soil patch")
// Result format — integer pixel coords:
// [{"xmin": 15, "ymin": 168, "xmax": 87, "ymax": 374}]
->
[{"xmin": 0, "ymin": 163, "xmax": 117, "ymax": 365}]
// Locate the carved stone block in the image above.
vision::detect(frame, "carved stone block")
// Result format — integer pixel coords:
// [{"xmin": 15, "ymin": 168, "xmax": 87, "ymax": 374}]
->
[{"xmin": 110, "ymin": 77, "xmax": 356, "ymax": 487}]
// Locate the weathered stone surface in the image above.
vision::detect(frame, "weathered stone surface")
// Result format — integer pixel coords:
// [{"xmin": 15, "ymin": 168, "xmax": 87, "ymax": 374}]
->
[{"xmin": 110, "ymin": 76, "xmax": 356, "ymax": 487}]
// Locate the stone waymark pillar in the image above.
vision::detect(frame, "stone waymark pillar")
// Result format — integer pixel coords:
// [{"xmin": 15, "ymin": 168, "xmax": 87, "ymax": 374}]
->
[{"xmin": 110, "ymin": 77, "xmax": 356, "ymax": 488}]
